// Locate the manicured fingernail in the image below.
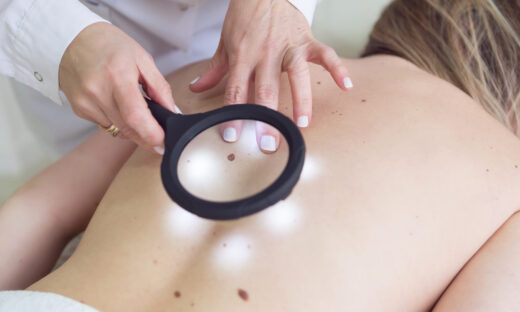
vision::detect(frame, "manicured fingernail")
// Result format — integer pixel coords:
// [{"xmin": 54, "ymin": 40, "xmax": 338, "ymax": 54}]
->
[
  {"xmin": 260, "ymin": 135, "xmax": 277, "ymax": 152},
  {"xmin": 344, "ymin": 77, "xmax": 354, "ymax": 89},
  {"xmin": 154, "ymin": 146, "xmax": 165, "ymax": 155},
  {"xmin": 173, "ymin": 105, "xmax": 183, "ymax": 114},
  {"xmin": 223, "ymin": 127, "xmax": 237, "ymax": 142},
  {"xmin": 297, "ymin": 116, "xmax": 309, "ymax": 128},
  {"xmin": 190, "ymin": 76, "xmax": 200, "ymax": 85}
]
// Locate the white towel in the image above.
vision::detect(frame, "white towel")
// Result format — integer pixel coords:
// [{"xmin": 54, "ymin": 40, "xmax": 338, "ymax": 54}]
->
[{"xmin": 0, "ymin": 291, "xmax": 99, "ymax": 312}]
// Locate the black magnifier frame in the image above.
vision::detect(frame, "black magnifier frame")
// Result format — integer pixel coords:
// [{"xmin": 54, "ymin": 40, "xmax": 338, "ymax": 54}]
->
[{"xmin": 146, "ymin": 98, "xmax": 306, "ymax": 221}]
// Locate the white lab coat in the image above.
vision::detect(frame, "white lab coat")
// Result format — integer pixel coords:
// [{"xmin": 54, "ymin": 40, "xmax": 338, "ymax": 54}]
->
[{"xmin": 0, "ymin": 0, "xmax": 318, "ymax": 154}]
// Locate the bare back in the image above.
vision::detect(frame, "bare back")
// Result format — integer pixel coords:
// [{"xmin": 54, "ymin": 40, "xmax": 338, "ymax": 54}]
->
[{"xmin": 29, "ymin": 56, "xmax": 520, "ymax": 311}]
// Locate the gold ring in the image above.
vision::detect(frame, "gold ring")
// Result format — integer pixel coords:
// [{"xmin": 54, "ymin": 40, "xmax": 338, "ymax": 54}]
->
[{"xmin": 98, "ymin": 123, "xmax": 120, "ymax": 137}]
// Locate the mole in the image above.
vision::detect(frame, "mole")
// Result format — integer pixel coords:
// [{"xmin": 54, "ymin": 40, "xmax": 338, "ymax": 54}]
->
[
  {"xmin": 515, "ymin": 165, "xmax": 518, "ymax": 169},
  {"xmin": 238, "ymin": 289, "xmax": 249, "ymax": 302},
  {"xmin": 361, "ymin": 99, "xmax": 367, "ymax": 103},
  {"xmin": 223, "ymin": 243, "xmax": 227, "ymax": 247},
  {"xmin": 227, "ymin": 153, "xmax": 235, "ymax": 161},
  {"xmin": 174, "ymin": 291, "xmax": 181, "ymax": 298},
  {"xmin": 317, "ymin": 81, "xmax": 321, "ymax": 85},
  {"xmin": 486, "ymin": 169, "xmax": 490, "ymax": 172}
]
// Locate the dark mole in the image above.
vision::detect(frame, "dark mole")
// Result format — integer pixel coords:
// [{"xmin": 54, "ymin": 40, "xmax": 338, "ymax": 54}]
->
[
  {"xmin": 227, "ymin": 153, "xmax": 235, "ymax": 161},
  {"xmin": 317, "ymin": 81, "xmax": 321, "ymax": 85},
  {"xmin": 238, "ymin": 289, "xmax": 249, "ymax": 301},
  {"xmin": 174, "ymin": 291, "xmax": 181, "ymax": 298},
  {"xmin": 361, "ymin": 99, "xmax": 367, "ymax": 103}
]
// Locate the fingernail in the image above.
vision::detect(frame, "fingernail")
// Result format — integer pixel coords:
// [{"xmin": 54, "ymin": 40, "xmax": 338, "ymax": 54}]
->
[
  {"xmin": 190, "ymin": 76, "xmax": 200, "ymax": 86},
  {"xmin": 297, "ymin": 116, "xmax": 309, "ymax": 128},
  {"xmin": 223, "ymin": 127, "xmax": 237, "ymax": 142},
  {"xmin": 344, "ymin": 77, "xmax": 354, "ymax": 89},
  {"xmin": 173, "ymin": 105, "xmax": 183, "ymax": 114},
  {"xmin": 260, "ymin": 135, "xmax": 277, "ymax": 152},
  {"xmin": 154, "ymin": 146, "xmax": 165, "ymax": 155}
]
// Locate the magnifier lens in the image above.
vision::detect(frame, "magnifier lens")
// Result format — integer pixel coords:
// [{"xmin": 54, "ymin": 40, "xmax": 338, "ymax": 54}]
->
[{"xmin": 177, "ymin": 120, "xmax": 289, "ymax": 202}]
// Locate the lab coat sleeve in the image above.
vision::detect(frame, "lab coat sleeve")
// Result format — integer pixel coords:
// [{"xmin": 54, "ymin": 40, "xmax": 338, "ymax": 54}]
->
[
  {"xmin": 287, "ymin": 0, "xmax": 321, "ymax": 25},
  {"xmin": 0, "ymin": 0, "xmax": 109, "ymax": 104}
]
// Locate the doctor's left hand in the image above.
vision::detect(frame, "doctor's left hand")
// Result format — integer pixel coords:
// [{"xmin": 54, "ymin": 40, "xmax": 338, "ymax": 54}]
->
[{"xmin": 190, "ymin": 0, "xmax": 352, "ymax": 153}]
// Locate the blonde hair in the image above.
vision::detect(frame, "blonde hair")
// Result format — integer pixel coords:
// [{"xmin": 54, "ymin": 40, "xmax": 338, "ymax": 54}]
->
[{"xmin": 364, "ymin": 0, "xmax": 520, "ymax": 135}]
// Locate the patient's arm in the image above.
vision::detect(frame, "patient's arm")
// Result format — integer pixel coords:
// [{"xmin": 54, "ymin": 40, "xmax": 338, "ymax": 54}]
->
[
  {"xmin": 434, "ymin": 211, "xmax": 520, "ymax": 311},
  {"xmin": 0, "ymin": 131, "xmax": 135, "ymax": 290}
]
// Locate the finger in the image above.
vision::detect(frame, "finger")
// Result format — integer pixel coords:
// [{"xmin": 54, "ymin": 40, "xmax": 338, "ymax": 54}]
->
[
  {"xmin": 113, "ymin": 78, "xmax": 165, "ymax": 154},
  {"xmin": 190, "ymin": 42, "xmax": 229, "ymax": 93},
  {"xmin": 218, "ymin": 61, "xmax": 252, "ymax": 144},
  {"xmin": 309, "ymin": 41, "xmax": 353, "ymax": 91},
  {"xmin": 254, "ymin": 59, "xmax": 282, "ymax": 152},
  {"xmin": 71, "ymin": 97, "xmax": 112, "ymax": 129},
  {"xmin": 255, "ymin": 121, "xmax": 280, "ymax": 154},
  {"xmin": 137, "ymin": 54, "xmax": 178, "ymax": 112},
  {"xmin": 284, "ymin": 57, "xmax": 313, "ymax": 129}
]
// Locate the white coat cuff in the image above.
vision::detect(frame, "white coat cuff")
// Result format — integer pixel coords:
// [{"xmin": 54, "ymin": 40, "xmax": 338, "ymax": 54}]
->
[
  {"xmin": 287, "ymin": 0, "xmax": 320, "ymax": 25},
  {"xmin": 8, "ymin": 0, "xmax": 108, "ymax": 104}
]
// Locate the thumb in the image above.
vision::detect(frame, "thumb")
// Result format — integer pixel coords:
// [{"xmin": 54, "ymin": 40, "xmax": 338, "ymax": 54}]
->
[
  {"xmin": 190, "ymin": 42, "xmax": 229, "ymax": 93},
  {"xmin": 138, "ymin": 57, "xmax": 178, "ymax": 112}
]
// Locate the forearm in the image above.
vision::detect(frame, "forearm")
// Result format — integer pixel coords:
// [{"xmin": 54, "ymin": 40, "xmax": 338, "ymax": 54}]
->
[{"xmin": 0, "ymin": 131, "xmax": 136, "ymax": 289}]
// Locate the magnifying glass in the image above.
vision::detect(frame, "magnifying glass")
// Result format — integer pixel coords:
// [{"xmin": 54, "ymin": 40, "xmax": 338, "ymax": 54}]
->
[{"xmin": 146, "ymin": 98, "xmax": 306, "ymax": 221}]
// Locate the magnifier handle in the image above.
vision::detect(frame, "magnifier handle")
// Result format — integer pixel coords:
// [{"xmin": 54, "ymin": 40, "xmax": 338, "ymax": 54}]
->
[{"xmin": 145, "ymin": 97, "xmax": 178, "ymax": 130}]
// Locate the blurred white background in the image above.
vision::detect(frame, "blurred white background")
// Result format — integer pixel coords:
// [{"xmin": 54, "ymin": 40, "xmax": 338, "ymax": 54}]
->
[{"xmin": 0, "ymin": 0, "xmax": 392, "ymax": 203}]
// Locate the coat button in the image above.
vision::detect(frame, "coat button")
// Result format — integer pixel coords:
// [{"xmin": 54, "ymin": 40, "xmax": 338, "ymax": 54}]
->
[
  {"xmin": 178, "ymin": 3, "xmax": 190, "ymax": 11},
  {"xmin": 34, "ymin": 71, "xmax": 43, "ymax": 82}
]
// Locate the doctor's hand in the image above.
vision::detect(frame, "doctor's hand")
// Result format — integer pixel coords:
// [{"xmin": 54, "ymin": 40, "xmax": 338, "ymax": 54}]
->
[
  {"xmin": 59, "ymin": 22, "xmax": 176, "ymax": 155},
  {"xmin": 189, "ymin": 0, "xmax": 352, "ymax": 153}
]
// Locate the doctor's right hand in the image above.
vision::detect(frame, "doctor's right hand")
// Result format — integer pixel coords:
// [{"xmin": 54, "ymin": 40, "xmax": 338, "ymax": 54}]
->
[{"xmin": 59, "ymin": 22, "xmax": 176, "ymax": 155}]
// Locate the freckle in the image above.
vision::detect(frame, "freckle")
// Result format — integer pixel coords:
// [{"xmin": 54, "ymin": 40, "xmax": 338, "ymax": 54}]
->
[
  {"xmin": 174, "ymin": 291, "xmax": 181, "ymax": 298},
  {"xmin": 223, "ymin": 243, "xmax": 227, "ymax": 247},
  {"xmin": 415, "ymin": 215, "xmax": 419, "ymax": 219},
  {"xmin": 227, "ymin": 153, "xmax": 235, "ymax": 161},
  {"xmin": 515, "ymin": 165, "xmax": 518, "ymax": 168},
  {"xmin": 153, "ymin": 259, "xmax": 158, "ymax": 264},
  {"xmin": 238, "ymin": 289, "xmax": 249, "ymax": 301},
  {"xmin": 339, "ymin": 113, "xmax": 343, "ymax": 116},
  {"xmin": 190, "ymin": 302, "xmax": 195, "ymax": 307},
  {"xmin": 361, "ymin": 99, "xmax": 367, "ymax": 103},
  {"xmin": 486, "ymin": 169, "xmax": 490, "ymax": 172},
  {"xmin": 187, "ymin": 159, "xmax": 190, "ymax": 163},
  {"xmin": 247, "ymin": 244, "xmax": 251, "ymax": 249},
  {"xmin": 409, "ymin": 232, "xmax": 413, "ymax": 236}
]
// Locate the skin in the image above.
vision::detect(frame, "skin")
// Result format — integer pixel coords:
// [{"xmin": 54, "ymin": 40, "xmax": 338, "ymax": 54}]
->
[
  {"xmin": 0, "ymin": 132, "xmax": 135, "ymax": 290},
  {"xmin": 18, "ymin": 56, "xmax": 520, "ymax": 311},
  {"xmin": 59, "ymin": 0, "xmax": 348, "ymax": 154}
]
